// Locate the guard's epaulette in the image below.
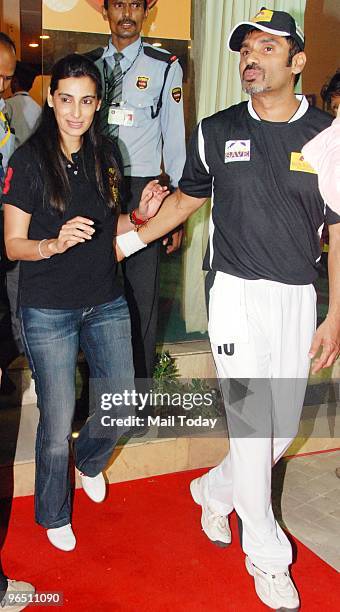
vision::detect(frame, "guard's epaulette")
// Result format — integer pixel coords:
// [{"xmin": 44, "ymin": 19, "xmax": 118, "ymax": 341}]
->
[
  {"xmin": 143, "ymin": 45, "xmax": 178, "ymax": 65},
  {"xmin": 143, "ymin": 45, "xmax": 179, "ymax": 119},
  {"xmin": 84, "ymin": 47, "xmax": 105, "ymax": 62}
]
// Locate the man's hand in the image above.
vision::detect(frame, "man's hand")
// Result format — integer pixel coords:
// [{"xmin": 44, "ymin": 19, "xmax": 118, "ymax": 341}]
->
[
  {"xmin": 163, "ymin": 226, "xmax": 184, "ymax": 254},
  {"xmin": 309, "ymin": 316, "xmax": 340, "ymax": 374}
]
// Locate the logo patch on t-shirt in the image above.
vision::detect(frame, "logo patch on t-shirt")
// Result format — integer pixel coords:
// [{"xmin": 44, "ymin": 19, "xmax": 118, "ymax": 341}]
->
[
  {"xmin": 290, "ymin": 152, "xmax": 316, "ymax": 174},
  {"xmin": 225, "ymin": 140, "xmax": 251, "ymax": 163},
  {"xmin": 252, "ymin": 9, "xmax": 274, "ymax": 23}
]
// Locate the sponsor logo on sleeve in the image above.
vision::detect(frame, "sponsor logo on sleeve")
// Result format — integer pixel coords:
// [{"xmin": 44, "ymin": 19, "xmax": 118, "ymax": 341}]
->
[
  {"xmin": 171, "ymin": 87, "xmax": 182, "ymax": 103},
  {"xmin": 252, "ymin": 9, "xmax": 274, "ymax": 23},
  {"xmin": 225, "ymin": 140, "xmax": 251, "ymax": 163},
  {"xmin": 290, "ymin": 152, "xmax": 317, "ymax": 174},
  {"xmin": 136, "ymin": 76, "xmax": 150, "ymax": 90}
]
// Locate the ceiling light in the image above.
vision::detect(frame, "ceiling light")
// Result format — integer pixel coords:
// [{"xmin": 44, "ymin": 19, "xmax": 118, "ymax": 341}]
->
[
  {"xmin": 152, "ymin": 42, "xmax": 162, "ymax": 47},
  {"xmin": 29, "ymin": 43, "xmax": 39, "ymax": 48},
  {"xmin": 40, "ymin": 35, "xmax": 50, "ymax": 40}
]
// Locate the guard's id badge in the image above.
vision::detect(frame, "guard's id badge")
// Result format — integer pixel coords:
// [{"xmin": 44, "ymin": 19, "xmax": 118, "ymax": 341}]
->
[{"xmin": 108, "ymin": 106, "xmax": 134, "ymax": 127}]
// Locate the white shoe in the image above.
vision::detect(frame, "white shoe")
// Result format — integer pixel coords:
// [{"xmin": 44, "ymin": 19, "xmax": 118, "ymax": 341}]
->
[
  {"xmin": 245, "ymin": 556, "xmax": 300, "ymax": 610},
  {"xmin": 47, "ymin": 523, "xmax": 76, "ymax": 551},
  {"xmin": 1, "ymin": 579, "xmax": 35, "ymax": 611},
  {"xmin": 79, "ymin": 470, "xmax": 106, "ymax": 503},
  {"xmin": 190, "ymin": 477, "xmax": 231, "ymax": 547}
]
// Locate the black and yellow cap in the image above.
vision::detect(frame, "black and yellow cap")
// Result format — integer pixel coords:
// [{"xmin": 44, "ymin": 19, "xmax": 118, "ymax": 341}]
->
[{"xmin": 228, "ymin": 7, "xmax": 305, "ymax": 52}]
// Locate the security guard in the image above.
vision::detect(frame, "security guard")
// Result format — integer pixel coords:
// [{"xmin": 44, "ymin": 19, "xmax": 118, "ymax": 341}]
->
[{"xmin": 87, "ymin": 0, "xmax": 186, "ymax": 383}]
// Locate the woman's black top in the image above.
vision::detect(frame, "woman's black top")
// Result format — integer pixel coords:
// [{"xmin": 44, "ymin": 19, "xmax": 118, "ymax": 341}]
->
[{"xmin": 2, "ymin": 141, "xmax": 123, "ymax": 309}]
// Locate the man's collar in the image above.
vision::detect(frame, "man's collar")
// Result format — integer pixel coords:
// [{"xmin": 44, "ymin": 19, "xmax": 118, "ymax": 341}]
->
[
  {"xmin": 0, "ymin": 98, "xmax": 5, "ymax": 112},
  {"xmin": 102, "ymin": 37, "xmax": 142, "ymax": 63},
  {"xmin": 247, "ymin": 95, "xmax": 309, "ymax": 123}
]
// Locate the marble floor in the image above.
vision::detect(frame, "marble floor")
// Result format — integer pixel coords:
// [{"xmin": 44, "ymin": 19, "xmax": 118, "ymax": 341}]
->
[{"xmin": 273, "ymin": 449, "xmax": 340, "ymax": 572}]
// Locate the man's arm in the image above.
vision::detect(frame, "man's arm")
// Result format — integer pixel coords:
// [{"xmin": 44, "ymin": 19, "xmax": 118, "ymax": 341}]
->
[
  {"xmin": 161, "ymin": 60, "xmax": 186, "ymax": 190},
  {"xmin": 309, "ymin": 222, "xmax": 340, "ymax": 373},
  {"xmin": 160, "ymin": 60, "xmax": 186, "ymax": 254},
  {"xmin": 115, "ymin": 189, "xmax": 207, "ymax": 261}
]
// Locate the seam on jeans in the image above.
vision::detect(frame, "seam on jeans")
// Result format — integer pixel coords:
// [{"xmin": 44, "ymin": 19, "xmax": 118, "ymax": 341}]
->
[
  {"xmin": 20, "ymin": 310, "xmax": 44, "ymax": 522},
  {"xmin": 19, "ymin": 311, "xmax": 38, "ymax": 379}
]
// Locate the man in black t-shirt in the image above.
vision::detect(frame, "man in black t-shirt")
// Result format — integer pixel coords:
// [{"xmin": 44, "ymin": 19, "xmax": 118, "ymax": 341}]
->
[{"xmin": 118, "ymin": 7, "xmax": 340, "ymax": 611}]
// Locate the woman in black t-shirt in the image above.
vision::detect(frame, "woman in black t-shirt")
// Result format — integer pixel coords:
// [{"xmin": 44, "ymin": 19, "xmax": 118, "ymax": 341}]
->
[{"xmin": 2, "ymin": 54, "xmax": 167, "ymax": 552}]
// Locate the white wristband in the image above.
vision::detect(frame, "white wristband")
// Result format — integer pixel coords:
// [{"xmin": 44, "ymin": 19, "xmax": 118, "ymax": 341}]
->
[{"xmin": 116, "ymin": 230, "xmax": 147, "ymax": 257}]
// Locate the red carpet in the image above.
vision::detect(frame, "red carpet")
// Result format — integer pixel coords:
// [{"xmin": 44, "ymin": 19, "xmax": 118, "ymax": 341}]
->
[{"xmin": 2, "ymin": 469, "xmax": 339, "ymax": 611}]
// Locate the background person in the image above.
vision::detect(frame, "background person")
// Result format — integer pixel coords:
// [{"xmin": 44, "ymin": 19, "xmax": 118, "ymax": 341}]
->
[
  {"xmin": 0, "ymin": 33, "xmax": 35, "ymax": 608},
  {"xmin": 2, "ymin": 53, "xmax": 167, "ymax": 552},
  {"xmin": 321, "ymin": 71, "xmax": 340, "ymax": 117},
  {"xmin": 5, "ymin": 61, "xmax": 41, "ymax": 149},
  {"xmin": 115, "ymin": 8, "xmax": 340, "ymax": 610},
  {"xmin": 303, "ymin": 101, "xmax": 340, "ymax": 482},
  {"xmin": 0, "ymin": 33, "xmax": 15, "ymax": 188},
  {"xmin": 87, "ymin": 0, "xmax": 186, "ymax": 384},
  {"xmin": 0, "ymin": 370, "xmax": 35, "ymax": 611},
  {"xmin": 317, "ymin": 72, "xmax": 340, "ymax": 271},
  {"xmin": 0, "ymin": 33, "xmax": 18, "ymax": 390}
]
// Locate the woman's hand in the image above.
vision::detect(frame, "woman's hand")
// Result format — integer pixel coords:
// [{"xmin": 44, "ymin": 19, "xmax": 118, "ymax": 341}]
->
[
  {"xmin": 136, "ymin": 180, "xmax": 169, "ymax": 222},
  {"xmin": 49, "ymin": 216, "xmax": 95, "ymax": 255}
]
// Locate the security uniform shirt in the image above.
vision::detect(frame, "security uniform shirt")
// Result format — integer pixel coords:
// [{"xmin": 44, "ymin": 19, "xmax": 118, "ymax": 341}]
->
[
  {"xmin": 2, "ymin": 141, "xmax": 122, "ymax": 308},
  {"xmin": 5, "ymin": 92, "xmax": 41, "ymax": 148},
  {"xmin": 179, "ymin": 96, "xmax": 340, "ymax": 285},
  {"xmin": 94, "ymin": 37, "xmax": 186, "ymax": 187}
]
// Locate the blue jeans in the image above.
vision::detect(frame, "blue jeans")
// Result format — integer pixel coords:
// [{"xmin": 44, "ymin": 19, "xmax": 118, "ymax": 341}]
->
[{"xmin": 20, "ymin": 296, "xmax": 135, "ymax": 529}]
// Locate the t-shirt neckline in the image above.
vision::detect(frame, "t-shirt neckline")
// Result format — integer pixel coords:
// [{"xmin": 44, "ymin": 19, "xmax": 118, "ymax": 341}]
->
[{"xmin": 247, "ymin": 95, "xmax": 309, "ymax": 124}]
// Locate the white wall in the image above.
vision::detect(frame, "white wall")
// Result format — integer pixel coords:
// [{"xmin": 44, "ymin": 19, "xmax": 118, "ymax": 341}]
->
[{"xmin": 303, "ymin": 0, "xmax": 340, "ymax": 108}]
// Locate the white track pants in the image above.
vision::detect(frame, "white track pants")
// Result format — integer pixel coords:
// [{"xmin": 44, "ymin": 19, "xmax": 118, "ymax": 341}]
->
[{"xmin": 204, "ymin": 273, "xmax": 316, "ymax": 572}]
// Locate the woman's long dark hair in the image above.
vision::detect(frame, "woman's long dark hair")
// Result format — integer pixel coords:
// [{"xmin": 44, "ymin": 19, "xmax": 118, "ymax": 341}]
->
[{"xmin": 29, "ymin": 53, "xmax": 121, "ymax": 213}]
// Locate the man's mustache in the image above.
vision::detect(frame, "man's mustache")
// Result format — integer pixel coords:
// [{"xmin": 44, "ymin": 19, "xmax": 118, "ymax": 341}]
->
[{"xmin": 243, "ymin": 62, "xmax": 262, "ymax": 76}]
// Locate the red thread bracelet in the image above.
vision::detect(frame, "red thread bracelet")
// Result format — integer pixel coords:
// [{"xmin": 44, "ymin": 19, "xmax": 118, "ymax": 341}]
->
[{"xmin": 130, "ymin": 208, "xmax": 148, "ymax": 226}]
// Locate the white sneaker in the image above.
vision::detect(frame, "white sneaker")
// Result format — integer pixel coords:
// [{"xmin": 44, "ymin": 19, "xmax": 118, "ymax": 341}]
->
[
  {"xmin": 78, "ymin": 470, "xmax": 106, "ymax": 503},
  {"xmin": 190, "ymin": 477, "xmax": 231, "ymax": 547},
  {"xmin": 245, "ymin": 556, "xmax": 300, "ymax": 610},
  {"xmin": 1, "ymin": 579, "xmax": 35, "ymax": 611},
  {"xmin": 47, "ymin": 523, "xmax": 76, "ymax": 551}
]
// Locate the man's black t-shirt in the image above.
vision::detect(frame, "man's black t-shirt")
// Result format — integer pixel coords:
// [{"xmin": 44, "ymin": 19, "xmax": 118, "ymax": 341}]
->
[
  {"xmin": 2, "ymin": 142, "xmax": 122, "ymax": 308},
  {"xmin": 179, "ymin": 97, "xmax": 340, "ymax": 285}
]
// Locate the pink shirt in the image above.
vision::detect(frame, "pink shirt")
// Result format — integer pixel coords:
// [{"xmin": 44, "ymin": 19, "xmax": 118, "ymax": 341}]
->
[{"xmin": 302, "ymin": 116, "xmax": 340, "ymax": 215}]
